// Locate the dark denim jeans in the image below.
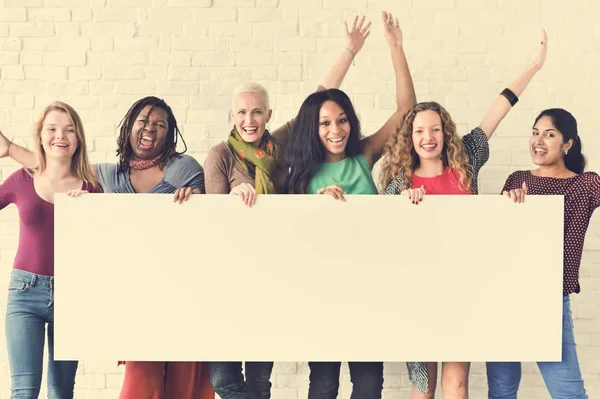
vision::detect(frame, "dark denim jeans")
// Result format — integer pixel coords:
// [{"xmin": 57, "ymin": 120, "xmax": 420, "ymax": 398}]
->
[
  {"xmin": 209, "ymin": 361, "xmax": 273, "ymax": 399},
  {"xmin": 308, "ymin": 361, "xmax": 384, "ymax": 399},
  {"xmin": 5, "ymin": 269, "xmax": 78, "ymax": 399}
]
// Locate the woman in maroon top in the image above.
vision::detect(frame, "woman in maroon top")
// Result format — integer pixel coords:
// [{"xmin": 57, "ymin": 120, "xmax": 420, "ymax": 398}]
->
[
  {"xmin": 488, "ymin": 108, "xmax": 598, "ymax": 399},
  {"xmin": 0, "ymin": 102, "xmax": 101, "ymax": 398}
]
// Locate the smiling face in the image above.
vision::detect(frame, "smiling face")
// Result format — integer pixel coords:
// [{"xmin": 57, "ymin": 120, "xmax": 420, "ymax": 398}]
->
[
  {"xmin": 128, "ymin": 105, "xmax": 169, "ymax": 161},
  {"xmin": 318, "ymin": 100, "xmax": 351, "ymax": 162},
  {"xmin": 411, "ymin": 109, "xmax": 445, "ymax": 161},
  {"xmin": 39, "ymin": 110, "xmax": 79, "ymax": 162},
  {"xmin": 530, "ymin": 115, "xmax": 573, "ymax": 167},
  {"xmin": 231, "ymin": 91, "xmax": 272, "ymax": 146}
]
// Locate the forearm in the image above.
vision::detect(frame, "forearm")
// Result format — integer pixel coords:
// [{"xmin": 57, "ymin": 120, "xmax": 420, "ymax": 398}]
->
[
  {"xmin": 8, "ymin": 142, "xmax": 38, "ymax": 169},
  {"xmin": 320, "ymin": 47, "xmax": 356, "ymax": 89},
  {"xmin": 508, "ymin": 63, "xmax": 540, "ymax": 97},
  {"xmin": 390, "ymin": 44, "xmax": 416, "ymax": 113},
  {"xmin": 361, "ymin": 44, "xmax": 416, "ymax": 165}
]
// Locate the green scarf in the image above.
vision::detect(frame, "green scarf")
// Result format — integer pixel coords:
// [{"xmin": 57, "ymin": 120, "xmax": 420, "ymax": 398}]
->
[{"xmin": 227, "ymin": 127, "xmax": 279, "ymax": 194}]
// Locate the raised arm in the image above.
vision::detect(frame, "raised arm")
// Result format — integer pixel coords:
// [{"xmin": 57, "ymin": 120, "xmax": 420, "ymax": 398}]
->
[
  {"xmin": 362, "ymin": 11, "xmax": 416, "ymax": 167},
  {"xmin": 0, "ymin": 131, "xmax": 38, "ymax": 169},
  {"xmin": 478, "ymin": 30, "xmax": 548, "ymax": 139},
  {"xmin": 319, "ymin": 15, "xmax": 372, "ymax": 89}
]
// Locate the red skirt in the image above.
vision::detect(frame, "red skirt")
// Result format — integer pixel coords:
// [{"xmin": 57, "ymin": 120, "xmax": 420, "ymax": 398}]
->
[{"xmin": 118, "ymin": 361, "xmax": 214, "ymax": 399}]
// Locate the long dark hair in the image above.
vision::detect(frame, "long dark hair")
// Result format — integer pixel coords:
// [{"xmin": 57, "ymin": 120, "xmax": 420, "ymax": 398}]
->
[
  {"xmin": 285, "ymin": 89, "xmax": 362, "ymax": 194},
  {"xmin": 116, "ymin": 96, "xmax": 187, "ymax": 173},
  {"xmin": 534, "ymin": 108, "xmax": 586, "ymax": 174}
]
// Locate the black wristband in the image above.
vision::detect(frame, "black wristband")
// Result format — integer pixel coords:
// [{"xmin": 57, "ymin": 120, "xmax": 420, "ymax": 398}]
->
[{"xmin": 500, "ymin": 88, "xmax": 519, "ymax": 106}]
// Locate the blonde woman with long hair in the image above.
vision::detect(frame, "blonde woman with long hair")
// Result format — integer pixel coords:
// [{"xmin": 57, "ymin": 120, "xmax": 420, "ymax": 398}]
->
[
  {"xmin": 379, "ymin": 32, "xmax": 548, "ymax": 399},
  {"xmin": 0, "ymin": 102, "xmax": 101, "ymax": 398}
]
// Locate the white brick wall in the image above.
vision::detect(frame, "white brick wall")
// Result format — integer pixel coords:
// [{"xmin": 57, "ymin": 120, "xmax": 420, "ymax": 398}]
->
[{"xmin": 0, "ymin": 1, "xmax": 599, "ymax": 398}]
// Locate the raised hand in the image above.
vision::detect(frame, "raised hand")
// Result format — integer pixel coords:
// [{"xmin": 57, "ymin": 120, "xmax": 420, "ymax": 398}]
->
[
  {"xmin": 382, "ymin": 11, "xmax": 403, "ymax": 48},
  {"xmin": 345, "ymin": 15, "xmax": 372, "ymax": 55},
  {"xmin": 531, "ymin": 29, "xmax": 548, "ymax": 71}
]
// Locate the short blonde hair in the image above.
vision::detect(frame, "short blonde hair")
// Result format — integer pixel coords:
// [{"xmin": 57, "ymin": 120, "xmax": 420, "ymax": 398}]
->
[{"xmin": 231, "ymin": 81, "xmax": 270, "ymax": 111}]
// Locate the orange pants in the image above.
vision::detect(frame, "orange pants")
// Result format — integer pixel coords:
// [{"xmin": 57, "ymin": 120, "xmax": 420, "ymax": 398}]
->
[{"xmin": 118, "ymin": 361, "xmax": 214, "ymax": 399}]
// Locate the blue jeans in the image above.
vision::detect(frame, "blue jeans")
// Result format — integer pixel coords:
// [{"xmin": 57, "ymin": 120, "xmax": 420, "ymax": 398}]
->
[
  {"xmin": 5, "ymin": 269, "xmax": 78, "ymax": 399},
  {"xmin": 308, "ymin": 362, "xmax": 384, "ymax": 399},
  {"xmin": 209, "ymin": 361, "xmax": 273, "ymax": 399},
  {"xmin": 486, "ymin": 295, "xmax": 587, "ymax": 399}
]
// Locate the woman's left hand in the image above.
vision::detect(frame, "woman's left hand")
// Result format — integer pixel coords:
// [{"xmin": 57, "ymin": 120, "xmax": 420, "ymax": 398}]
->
[
  {"xmin": 382, "ymin": 11, "xmax": 403, "ymax": 48},
  {"xmin": 67, "ymin": 189, "xmax": 89, "ymax": 197},
  {"xmin": 317, "ymin": 185, "xmax": 347, "ymax": 201}
]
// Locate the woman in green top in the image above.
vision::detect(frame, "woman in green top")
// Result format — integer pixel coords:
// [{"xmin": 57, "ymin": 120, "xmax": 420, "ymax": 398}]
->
[
  {"xmin": 285, "ymin": 11, "xmax": 415, "ymax": 202},
  {"xmin": 284, "ymin": 11, "xmax": 421, "ymax": 399}
]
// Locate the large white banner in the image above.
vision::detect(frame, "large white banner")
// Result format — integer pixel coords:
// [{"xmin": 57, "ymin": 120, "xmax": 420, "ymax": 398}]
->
[{"xmin": 54, "ymin": 194, "xmax": 564, "ymax": 362}]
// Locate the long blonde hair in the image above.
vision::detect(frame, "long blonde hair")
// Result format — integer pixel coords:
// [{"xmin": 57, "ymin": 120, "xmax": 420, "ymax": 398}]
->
[
  {"xmin": 30, "ymin": 101, "xmax": 99, "ymax": 189},
  {"xmin": 380, "ymin": 101, "xmax": 472, "ymax": 192}
]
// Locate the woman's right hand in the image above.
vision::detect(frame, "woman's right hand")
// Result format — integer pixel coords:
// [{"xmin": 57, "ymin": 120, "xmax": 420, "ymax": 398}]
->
[
  {"xmin": 345, "ymin": 15, "xmax": 372, "ymax": 56},
  {"xmin": 0, "ymin": 131, "xmax": 12, "ymax": 159},
  {"xmin": 231, "ymin": 183, "xmax": 256, "ymax": 207},
  {"xmin": 401, "ymin": 185, "xmax": 425, "ymax": 205},
  {"xmin": 503, "ymin": 182, "xmax": 528, "ymax": 203}
]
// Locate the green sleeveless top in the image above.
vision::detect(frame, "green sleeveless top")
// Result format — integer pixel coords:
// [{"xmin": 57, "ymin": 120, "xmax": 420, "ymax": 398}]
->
[{"xmin": 308, "ymin": 154, "xmax": 378, "ymax": 195}]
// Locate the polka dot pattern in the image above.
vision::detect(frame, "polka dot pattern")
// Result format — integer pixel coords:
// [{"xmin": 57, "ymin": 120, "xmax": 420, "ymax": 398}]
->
[{"xmin": 502, "ymin": 170, "xmax": 600, "ymax": 295}]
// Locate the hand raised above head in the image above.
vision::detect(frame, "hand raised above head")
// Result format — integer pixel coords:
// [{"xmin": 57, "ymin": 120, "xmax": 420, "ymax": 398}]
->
[
  {"xmin": 345, "ymin": 14, "xmax": 372, "ymax": 55},
  {"xmin": 382, "ymin": 11, "xmax": 403, "ymax": 48}
]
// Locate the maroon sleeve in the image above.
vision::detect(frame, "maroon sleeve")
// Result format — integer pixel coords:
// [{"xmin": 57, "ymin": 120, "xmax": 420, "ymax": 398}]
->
[
  {"xmin": 501, "ymin": 171, "xmax": 521, "ymax": 194},
  {"xmin": 0, "ymin": 169, "xmax": 25, "ymax": 210},
  {"xmin": 585, "ymin": 172, "xmax": 600, "ymax": 210}
]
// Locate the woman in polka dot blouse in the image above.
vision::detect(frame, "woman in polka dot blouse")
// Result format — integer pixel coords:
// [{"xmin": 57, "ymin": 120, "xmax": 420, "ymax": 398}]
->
[{"xmin": 486, "ymin": 108, "xmax": 598, "ymax": 399}]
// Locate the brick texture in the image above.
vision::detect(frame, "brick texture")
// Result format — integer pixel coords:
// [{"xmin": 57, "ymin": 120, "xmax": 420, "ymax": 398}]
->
[{"xmin": 1, "ymin": 1, "xmax": 599, "ymax": 398}]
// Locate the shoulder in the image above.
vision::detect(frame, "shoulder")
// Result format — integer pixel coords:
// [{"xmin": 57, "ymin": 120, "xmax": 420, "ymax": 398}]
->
[
  {"xmin": 169, "ymin": 154, "xmax": 203, "ymax": 171},
  {"xmin": 95, "ymin": 162, "xmax": 121, "ymax": 191},
  {"xmin": 575, "ymin": 171, "xmax": 600, "ymax": 186},
  {"xmin": 165, "ymin": 154, "xmax": 204, "ymax": 186},
  {"xmin": 95, "ymin": 162, "xmax": 119, "ymax": 180},
  {"xmin": 503, "ymin": 170, "xmax": 530, "ymax": 187},
  {"xmin": 462, "ymin": 126, "xmax": 488, "ymax": 149},
  {"xmin": 204, "ymin": 142, "xmax": 233, "ymax": 170},
  {"xmin": 3, "ymin": 168, "xmax": 31, "ymax": 186},
  {"xmin": 580, "ymin": 171, "xmax": 599, "ymax": 180},
  {"xmin": 207, "ymin": 142, "xmax": 232, "ymax": 159},
  {"xmin": 507, "ymin": 170, "xmax": 529, "ymax": 180}
]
